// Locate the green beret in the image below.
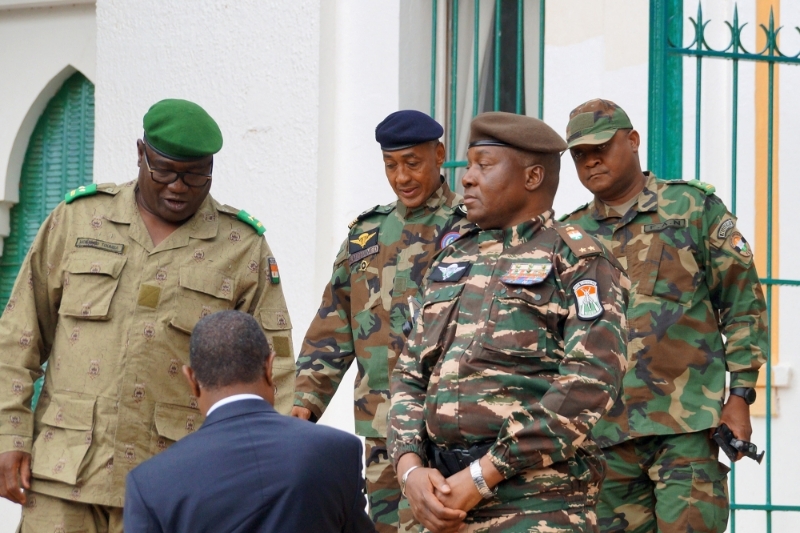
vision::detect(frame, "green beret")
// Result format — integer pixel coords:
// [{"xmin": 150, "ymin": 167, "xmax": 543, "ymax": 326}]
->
[
  {"xmin": 469, "ymin": 112, "xmax": 567, "ymax": 154},
  {"xmin": 143, "ymin": 99, "xmax": 223, "ymax": 160}
]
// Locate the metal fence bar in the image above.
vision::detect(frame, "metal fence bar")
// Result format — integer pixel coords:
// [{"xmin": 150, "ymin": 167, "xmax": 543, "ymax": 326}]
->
[
  {"xmin": 494, "ymin": 0, "xmax": 501, "ymax": 111},
  {"xmin": 431, "ymin": 0, "xmax": 439, "ymax": 117},
  {"xmin": 449, "ymin": 0, "xmax": 459, "ymax": 189},
  {"xmin": 693, "ymin": 4, "xmax": 703, "ymax": 181},
  {"xmin": 473, "ymin": 1, "xmax": 480, "ymax": 117},
  {"xmin": 765, "ymin": 9, "xmax": 776, "ymax": 529},
  {"xmin": 538, "ymin": 0, "xmax": 545, "ymax": 119},
  {"xmin": 729, "ymin": 8, "xmax": 740, "ymax": 528},
  {"xmin": 516, "ymin": 0, "xmax": 524, "ymax": 114}
]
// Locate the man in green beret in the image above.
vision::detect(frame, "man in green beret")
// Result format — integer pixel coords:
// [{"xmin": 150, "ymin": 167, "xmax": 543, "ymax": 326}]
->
[
  {"xmin": 0, "ymin": 98, "xmax": 296, "ymax": 532},
  {"xmin": 389, "ymin": 111, "xmax": 629, "ymax": 532}
]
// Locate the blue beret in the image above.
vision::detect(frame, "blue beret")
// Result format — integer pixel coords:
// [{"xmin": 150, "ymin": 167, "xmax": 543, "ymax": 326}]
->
[{"xmin": 375, "ymin": 110, "xmax": 443, "ymax": 151}]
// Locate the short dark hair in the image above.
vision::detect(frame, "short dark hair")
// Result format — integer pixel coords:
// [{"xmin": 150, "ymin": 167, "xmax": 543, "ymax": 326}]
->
[{"xmin": 189, "ymin": 311, "xmax": 270, "ymax": 389}]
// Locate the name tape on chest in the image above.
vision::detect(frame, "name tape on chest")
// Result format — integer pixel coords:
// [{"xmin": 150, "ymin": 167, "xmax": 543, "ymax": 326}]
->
[
  {"xmin": 429, "ymin": 262, "xmax": 471, "ymax": 282},
  {"xmin": 572, "ymin": 279, "xmax": 604, "ymax": 321},
  {"xmin": 348, "ymin": 230, "xmax": 380, "ymax": 266},
  {"xmin": 643, "ymin": 219, "xmax": 686, "ymax": 233},
  {"xmin": 75, "ymin": 238, "xmax": 125, "ymax": 254},
  {"xmin": 500, "ymin": 262, "xmax": 552, "ymax": 286}
]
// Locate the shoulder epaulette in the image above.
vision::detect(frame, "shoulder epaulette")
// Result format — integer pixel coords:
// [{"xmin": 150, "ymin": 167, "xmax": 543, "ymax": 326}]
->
[
  {"xmin": 236, "ymin": 210, "xmax": 266, "ymax": 235},
  {"xmin": 64, "ymin": 183, "xmax": 118, "ymax": 204},
  {"xmin": 217, "ymin": 204, "xmax": 266, "ymax": 235},
  {"xmin": 554, "ymin": 222, "xmax": 602, "ymax": 258},
  {"xmin": 348, "ymin": 204, "xmax": 394, "ymax": 229},
  {"xmin": 686, "ymin": 179, "xmax": 716, "ymax": 195},
  {"xmin": 557, "ymin": 202, "xmax": 590, "ymax": 222}
]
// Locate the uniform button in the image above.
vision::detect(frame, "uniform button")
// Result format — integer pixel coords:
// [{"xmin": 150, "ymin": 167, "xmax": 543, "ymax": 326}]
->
[
  {"xmin": 514, "ymin": 289, "xmax": 522, "ymax": 294},
  {"xmin": 500, "ymin": 287, "xmax": 506, "ymax": 294},
  {"xmin": 534, "ymin": 294, "xmax": 541, "ymax": 301}
]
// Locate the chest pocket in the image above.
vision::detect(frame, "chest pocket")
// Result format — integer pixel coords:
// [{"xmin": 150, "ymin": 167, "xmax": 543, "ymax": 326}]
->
[
  {"xmin": 170, "ymin": 266, "xmax": 235, "ymax": 334},
  {"xmin": 416, "ymin": 284, "xmax": 463, "ymax": 363},
  {"xmin": 59, "ymin": 255, "xmax": 127, "ymax": 320},
  {"xmin": 634, "ymin": 240, "xmax": 701, "ymax": 306},
  {"xmin": 483, "ymin": 262, "xmax": 555, "ymax": 355}
]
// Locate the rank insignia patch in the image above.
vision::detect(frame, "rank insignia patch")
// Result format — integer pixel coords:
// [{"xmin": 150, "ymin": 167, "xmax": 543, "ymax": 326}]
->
[
  {"xmin": 348, "ymin": 230, "xmax": 379, "ymax": 266},
  {"xmin": 429, "ymin": 262, "xmax": 471, "ymax": 282},
  {"xmin": 268, "ymin": 257, "xmax": 281, "ymax": 284},
  {"xmin": 500, "ymin": 262, "xmax": 552, "ymax": 285},
  {"xmin": 440, "ymin": 231, "xmax": 461, "ymax": 249},
  {"xmin": 572, "ymin": 279, "xmax": 603, "ymax": 321},
  {"xmin": 567, "ymin": 230, "xmax": 583, "ymax": 241},
  {"xmin": 730, "ymin": 231, "xmax": 752, "ymax": 257}
]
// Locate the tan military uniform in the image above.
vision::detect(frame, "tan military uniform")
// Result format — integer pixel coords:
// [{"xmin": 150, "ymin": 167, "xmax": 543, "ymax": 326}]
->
[{"xmin": 0, "ymin": 181, "xmax": 295, "ymax": 512}]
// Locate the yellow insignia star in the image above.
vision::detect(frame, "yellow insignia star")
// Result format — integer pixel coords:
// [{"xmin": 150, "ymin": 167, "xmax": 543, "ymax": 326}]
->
[
  {"xmin": 588, "ymin": 246, "xmax": 597, "ymax": 251},
  {"xmin": 350, "ymin": 231, "xmax": 376, "ymax": 248},
  {"xmin": 580, "ymin": 247, "xmax": 587, "ymax": 252}
]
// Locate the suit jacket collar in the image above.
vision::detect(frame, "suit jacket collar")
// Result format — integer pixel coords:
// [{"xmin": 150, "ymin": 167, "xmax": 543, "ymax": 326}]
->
[{"xmin": 199, "ymin": 399, "xmax": 275, "ymax": 430}]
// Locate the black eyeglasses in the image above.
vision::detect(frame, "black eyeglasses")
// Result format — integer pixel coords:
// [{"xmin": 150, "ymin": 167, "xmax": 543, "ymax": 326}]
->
[{"xmin": 142, "ymin": 149, "xmax": 213, "ymax": 188}]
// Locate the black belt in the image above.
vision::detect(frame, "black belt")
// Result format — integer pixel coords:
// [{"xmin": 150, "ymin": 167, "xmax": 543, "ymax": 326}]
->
[{"xmin": 426, "ymin": 441, "xmax": 493, "ymax": 478}]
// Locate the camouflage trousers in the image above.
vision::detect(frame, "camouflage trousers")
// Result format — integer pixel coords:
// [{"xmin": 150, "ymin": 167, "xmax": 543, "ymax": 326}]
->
[
  {"xmin": 598, "ymin": 432, "xmax": 730, "ymax": 533},
  {"xmin": 452, "ymin": 508, "xmax": 598, "ymax": 533},
  {"xmin": 365, "ymin": 437, "xmax": 419, "ymax": 533},
  {"xmin": 17, "ymin": 490, "xmax": 123, "ymax": 533}
]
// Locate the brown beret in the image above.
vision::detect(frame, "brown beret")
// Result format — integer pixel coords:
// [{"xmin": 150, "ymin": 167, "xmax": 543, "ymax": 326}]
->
[{"xmin": 469, "ymin": 112, "xmax": 567, "ymax": 154}]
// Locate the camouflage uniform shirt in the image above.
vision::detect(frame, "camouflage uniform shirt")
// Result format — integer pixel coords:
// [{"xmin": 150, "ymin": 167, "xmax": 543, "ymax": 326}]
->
[
  {"xmin": 294, "ymin": 181, "xmax": 475, "ymax": 437},
  {"xmin": 389, "ymin": 211, "xmax": 629, "ymax": 514},
  {"xmin": 564, "ymin": 173, "xmax": 768, "ymax": 447},
  {"xmin": 0, "ymin": 182, "xmax": 296, "ymax": 507}
]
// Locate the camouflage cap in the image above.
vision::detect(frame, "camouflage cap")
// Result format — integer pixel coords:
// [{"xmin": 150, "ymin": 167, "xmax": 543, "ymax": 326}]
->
[
  {"xmin": 565, "ymin": 99, "xmax": 633, "ymax": 149},
  {"xmin": 469, "ymin": 111, "xmax": 567, "ymax": 154}
]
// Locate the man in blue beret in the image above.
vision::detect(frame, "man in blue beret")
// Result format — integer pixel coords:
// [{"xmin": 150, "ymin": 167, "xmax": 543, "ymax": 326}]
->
[
  {"xmin": 0, "ymin": 98, "xmax": 296, "ymax": 533},
  {"xmin": 292, "ymin": 110, "xmax": 476, "ymax": 532}
]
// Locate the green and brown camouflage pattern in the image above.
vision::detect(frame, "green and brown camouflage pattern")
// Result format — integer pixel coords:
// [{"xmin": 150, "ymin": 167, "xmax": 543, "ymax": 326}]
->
[
  {"xmin": 565, "ymin": 99, "xmax": 633, "ymax": 149},
  {"xmin": 294, "ymin": 180, "xmax": 474, "ymax": 438},
  {"xmin": 389, "ymin": 210, "xmax": 629, "ymax": 520},
  {"xmin": 563, "ymin": 173, "xmax": 767, "ymax": 447},
  {"xmin": 365, "ymin": 437, "xmax": 420, "ymax": 533},
  {"xmin": 598, "ymin": 432, "xmax": 729, "ymax": 533}
]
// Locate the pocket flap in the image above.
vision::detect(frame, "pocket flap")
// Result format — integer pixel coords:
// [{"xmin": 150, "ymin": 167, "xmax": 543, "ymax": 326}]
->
[
  {"xmin": 424, "ymin": 284, "xmax": 465, "ymax": 305},
  {"xmin": 66, "ymin": 255, "xmax": 127, "ymax": 278},
  {"xmin": 154, "ymin": 403, "xmax": 203, "ymax": 441},
  {"xmin": 40, "ymin": 394, "xmax": 95, "ymax": 430},
  {"xmin": 500, "ymin": 283, "xmax": 556, "ymax": 307},
  {"xmin": 179, "ymin": 266, "xmax": 235, "ymax": 301},
  {"xmin": 260, "ymin": 308, "xmax": 292, "ymax": 330}
]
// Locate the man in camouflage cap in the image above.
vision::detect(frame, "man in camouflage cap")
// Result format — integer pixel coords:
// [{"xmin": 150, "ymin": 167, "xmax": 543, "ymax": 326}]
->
[
  {"xmin": 389, "ymin": 111, "xmax": 629, "ymax": 533},
  {"xmin": 0, "ymin": 98, "xmax": 296, "ymax": 532},
  {"xmin": 562, "ymin": 98, "xmax": 767, "ymax": 533},
  {"xmin": 292, "ymin": 110, "xmax": 474, "ymax": 533}
]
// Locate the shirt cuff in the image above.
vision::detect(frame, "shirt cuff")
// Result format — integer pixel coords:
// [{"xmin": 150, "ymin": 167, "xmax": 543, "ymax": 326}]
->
[
  {"xmin": 293, "ymin": 393, "xmax": 324, "ymax": 421},
  {"xmin": 391, "ymin": 443, "xmax": 426, "ymax": 468},
  {"xmin": 0, "ymin": 435, "xmax": 32, "ymax": 455},
  {"xmin": 730, "ymin": 370, "xmax": 759, "ymax": 389}
]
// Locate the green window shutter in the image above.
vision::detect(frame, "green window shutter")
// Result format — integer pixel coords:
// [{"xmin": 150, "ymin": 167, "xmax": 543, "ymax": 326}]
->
[{"xmin": 0, "ymin": 72, "xmax": 94, "ymax": 409}]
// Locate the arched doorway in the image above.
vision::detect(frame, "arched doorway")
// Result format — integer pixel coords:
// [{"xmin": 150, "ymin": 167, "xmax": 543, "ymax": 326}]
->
[{"xmin": 0, "ymin": 71, "xmax": 94, "ymax": 408}]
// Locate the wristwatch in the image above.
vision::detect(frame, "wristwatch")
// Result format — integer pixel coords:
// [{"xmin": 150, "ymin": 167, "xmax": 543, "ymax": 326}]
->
[
  {"xmin": 400, "ymin": 465, "xmax": 421, "ymax": 497},
  {"xmin": 469, "ymin": 460, "xmax": 496, "ymax": 500},
  {"xmin": 729, "ymin": 387, "xmax": 757, "ymax": 405}
]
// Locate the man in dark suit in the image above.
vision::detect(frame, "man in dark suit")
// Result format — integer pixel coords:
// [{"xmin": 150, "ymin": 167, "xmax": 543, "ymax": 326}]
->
[{"xmin": 124, "ymin": 310, "xmax": 375, "ymax": 533}]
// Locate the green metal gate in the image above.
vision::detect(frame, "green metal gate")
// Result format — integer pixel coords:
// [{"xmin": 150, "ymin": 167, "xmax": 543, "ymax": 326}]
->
[
  {"xmin": 430, "ymin": 0, "xmax": 546, "ymax": 189},
  {"xmin": 648, "ymin": 1, "xmax": 800, "ymax": 530},
  {"xmin": 0, "ymin": 71, "xmax": 95, "ymax": 408}
]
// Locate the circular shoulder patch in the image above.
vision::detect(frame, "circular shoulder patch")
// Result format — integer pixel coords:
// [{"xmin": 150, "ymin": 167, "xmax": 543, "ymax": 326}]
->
[
  {"xmin": 729, "ymin": 231, "xmax": 752, "ymax": 257},
  {"xmin": 572, "ymin": 279, "xmax": 604, "ymax": 321},
  {"xmin": 440, "ymin": 231, "xmax": 461, "ymax": 249}
]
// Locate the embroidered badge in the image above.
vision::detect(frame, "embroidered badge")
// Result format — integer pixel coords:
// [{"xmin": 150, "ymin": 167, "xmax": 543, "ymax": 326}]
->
[
  {"xmin": 13, "ymin": 437, "xmax": 23, "ymax": 449},
  {"xmin": 9, "ymin": 415, "xmax": 20, "ymax": 428},
  {"xmin": 730, "ymin": 231, "xmax": 752, "ymax": 257},
  {"xmin": 428, "ymin": 262, "xmax": 471, "ymax": 282},
  {"xmin": 75, "ymin": 238, "xmax": 124, "ymax": 254},
  {"xmin": 70, "ymin": 488, "xmax": 81, "ymax": 500},
  {"xmin": 69, "ymin": 327, "xmax": 80, "ymax": 345},
  {"xmin": 248, "ymin": 260, "xmax": 259, "ymax": 273},
  {"xmin": 125, "ymin": 445, "xmax": 136, "ymax": 462},
  {"xmin": 168, "ymin": 359, "xmax": 180, "ymax": 378},
  {"xmin": 193, "ymin": 249, "xmax": 205, "ymax": 262},
  {"xmin": 88, "ymin": 360, "xmax": 100, "ymax": 379},
  {"xmin": 143, "ymin": 323, "xmax": 156, "ymax": 340},
  {"xmin": 567, "ymin": 229, "xmax": 583, "ymax": 241},
  {"xmin": 573, "ymin": 279, "xmax": 604, "ymax": 321},
  {"xmin": 440, "ymin": 231, "xmax": 461, "ymax": 249},
  {"xmin": 91, "ymin": 216, "xmax": 103, "ymax": 229},
  {"xmin": 643, "ymin": 219, "xmax": 686, "ymax": 233},
  {"xmin": 229, "ymin": 230, "xmax": 241, "ymax": 242},
  {"xmin": 186, "ymin": 415, "xmax": 196, "ymax": 433},
  {"xmin": 5, "ymin": 298, "xmax": 15, "ymax": 313},
  {"xmin": 500, "ymin": 262, "xmax": 553, "ymax": 285},
  {"xmin": 200, "ymin": 305, "xmax": 212, "ymax": 319},
  {"xmin": 157, "ymin": 437, "xmax": 168, "ymax": 451},
  {"xmin": 18, "ymin": 331, "xmax": 32, "ymax": 348},
  {"xmin": 268, "ymin": 257, "xmax": 280, "ymax": 284},
  {"xmin": 717, "ymin": 219, "xmax": 735, "ymax": 239},
  {"xmin": 155, "ymin": 268, "xmax": 168, "ymax": 282},
  {"xmin": 133, "ymin": 383, "xmax": 146, "ymax": 402},
  {"xmin": 348, "ymin": 231, "xmax": 380, "ymax": 266}
]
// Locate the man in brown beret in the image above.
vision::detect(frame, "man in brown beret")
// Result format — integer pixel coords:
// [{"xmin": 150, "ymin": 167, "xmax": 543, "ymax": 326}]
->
[{"xmin": 389, "ymin": 111, "xmax": 629, "ymax": 532}]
